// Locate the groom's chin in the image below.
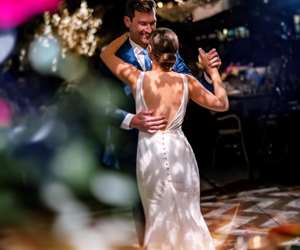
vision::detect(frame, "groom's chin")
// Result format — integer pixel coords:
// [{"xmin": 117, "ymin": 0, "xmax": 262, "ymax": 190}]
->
[{"xmin": 141, "ymin": 39, "xmax": 150, "ymax": 47}]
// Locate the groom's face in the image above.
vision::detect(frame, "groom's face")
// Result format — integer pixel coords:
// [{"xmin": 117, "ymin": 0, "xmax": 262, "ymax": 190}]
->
[{"xmin": 124, "ymin": 9, "xmax": 157, "ymax": 48}]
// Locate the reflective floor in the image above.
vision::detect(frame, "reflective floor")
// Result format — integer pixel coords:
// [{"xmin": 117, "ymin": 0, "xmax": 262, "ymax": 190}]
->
[{"xmin": 202, "ymin": 185, "xmax": 300, "ymax": 249}]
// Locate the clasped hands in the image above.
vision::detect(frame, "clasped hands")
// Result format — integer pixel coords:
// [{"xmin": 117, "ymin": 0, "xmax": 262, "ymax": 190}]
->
[{"xmin": 198, "ymin": 48, "xmax": 222, "ymax": 79}]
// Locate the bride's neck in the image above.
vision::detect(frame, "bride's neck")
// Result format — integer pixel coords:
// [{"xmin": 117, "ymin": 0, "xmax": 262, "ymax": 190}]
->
[{"xmin": 151, "ymin": 60, "xmax": 168, "ymax": 73}]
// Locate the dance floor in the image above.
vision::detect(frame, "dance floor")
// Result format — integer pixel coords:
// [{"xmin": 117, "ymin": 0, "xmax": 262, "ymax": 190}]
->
[
  {"xmin": 115, "ymin": 185, "xmax": 300, "ymax": 250},
  {"xmin": 202, "ymin": 185, "xmax": 300, "ymax": 249},
  {"xmin": 0, "ymin": 185, "xmax": 299, "ymax": 250}
]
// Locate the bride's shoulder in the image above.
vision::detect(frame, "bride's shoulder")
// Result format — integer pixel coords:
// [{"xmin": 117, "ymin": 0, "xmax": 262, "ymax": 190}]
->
[
  {"xmin": 144, "ymin": 71, "xmax": 183, "ymax": 81},
  {"xmin": 166, "ymin": 71, "xmax": 184, "ymax": 78}
]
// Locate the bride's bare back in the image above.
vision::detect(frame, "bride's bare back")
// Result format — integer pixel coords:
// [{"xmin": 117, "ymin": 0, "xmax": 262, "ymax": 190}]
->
[{"xmin": 142, "ymin": 71, "xmax": 185, "ymax": 129}]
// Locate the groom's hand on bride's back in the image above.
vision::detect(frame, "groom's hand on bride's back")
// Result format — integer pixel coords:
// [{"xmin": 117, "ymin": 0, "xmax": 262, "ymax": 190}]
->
[{"xmin": 130, "ymin": 110, "xmax": 168, "ymax": 134}]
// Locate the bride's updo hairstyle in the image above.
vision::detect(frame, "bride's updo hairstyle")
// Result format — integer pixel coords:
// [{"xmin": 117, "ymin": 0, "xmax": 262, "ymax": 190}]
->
[{"xmin": 149, "ymin": 28, "xmax": 179, "ymax": 71}]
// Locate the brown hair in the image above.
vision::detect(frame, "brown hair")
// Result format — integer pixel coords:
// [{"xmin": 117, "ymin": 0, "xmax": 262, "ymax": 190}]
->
[
  {"xmin": 149, "ymin": 27, "xmax": 179, "ymax": 71},
  {"xmin": 125, "ymin": 0, "xmax": 157, "ymax": 19}
]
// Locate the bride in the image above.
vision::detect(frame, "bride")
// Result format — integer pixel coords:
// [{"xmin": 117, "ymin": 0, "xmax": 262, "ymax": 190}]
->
[{"xmin": 101, "ymin": 27, "xmax": 229, "ymax": 250}]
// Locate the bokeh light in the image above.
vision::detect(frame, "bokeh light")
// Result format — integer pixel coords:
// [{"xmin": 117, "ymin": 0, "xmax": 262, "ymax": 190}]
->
[
  {"xmin": 28, "ymin": 34, "xmax": 61, "ymax": 75},
  {"xmin": 0, "ymin": 30, "xmax": 16, "ymax": 64},
  {"xmin": 57, "ymin": 53, "xmax": 88, "ymax": 82},
  {"xmin": 51, "ymin": 139, "xmax": 98, "ymax": 192},
  {"xmin": 91, "ymin": 171, "xmax": 138, "ymax": 207},
  {"xmin": 0, "ymin": 0, "xmax": 61, "ymax": 29},
  {"xmin": 0, "ymin": 97, "xmax": 13, "ymax": 127}
]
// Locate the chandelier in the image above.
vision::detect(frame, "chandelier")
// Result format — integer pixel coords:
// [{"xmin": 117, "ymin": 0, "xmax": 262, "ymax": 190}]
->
[
  {"xmin": 176, "ymin": 0, "xmax": 220, "ymax": 4},
  {"xmin": 48, "ymin": 1, "xmax": 102, "ymax": 57},
  {"xmin": 157, "ymin": 0, "xmax": 222, "ymax": 22}
]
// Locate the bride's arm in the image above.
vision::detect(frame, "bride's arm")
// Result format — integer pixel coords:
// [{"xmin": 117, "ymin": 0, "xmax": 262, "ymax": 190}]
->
[
  {"xmin": 188, "ymin": 49, "xmax": 229, "ymax": 112},
  {"xmin": 188, "ymin": 72, "xmax": 229, "ymax": 112},
  {"xmin": 100, "ymin": 33, "xmax": 141, "ymax": 90}
]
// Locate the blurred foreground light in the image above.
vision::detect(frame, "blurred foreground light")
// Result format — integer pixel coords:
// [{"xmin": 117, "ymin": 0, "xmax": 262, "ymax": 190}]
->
[
  {"xmin": 41, "ymin": 181, "xmax": 74, "ymax": 211},
  {"xmin": 235, "ymin": 236, "xmax": 247, "ymax": 250},
  {"xmin": 248, "ymin": 235, "xmax": 272, "ymax": 249},
  {"xmin": 0, "ymin": 97, "xmax": 13, "ymax": 127},
  {"xmin": 157, "ymin": 2, "xmax": 163, "ymax": 8},
  {"xmin": 0, "ymin": 0, "xmax": 61, "ymax": 29},
  {"xmin": 29, "ymin": 119, "xmax": 68, "ymax": 147},
  {"xmin": 0, "ymin": 129, "xmax": 8, "ymax": 150},
  {"xmin": 58, "ymin": 53, "xmax": 88, "ymax": 82},
  {"xmin": 0, "ymin": 30, "xmax": 16, "ymax": 64},
  {"xmin": 7, "ymin": 124, "xmax": 26, "ymax": 147},
  {"xmin": 94, "ymin": 217, "xmax": 137, "ymax": 247},
  {"xmin": 41, "ymin": 182, "xmax": 109, "ymax": 250},
  {"xmin": 51, "ymin": 140, "xmax": 97, "ymax": 192},
  {"xmin": 55, "ymin": 213, "xmax": 136, "ymax": 250},
  {"xmin": 42, "ymin": 182, "xmax": 91, "ymax": 229},
  {"xmin": 0, "ymin": 190, "xmax": 26, "ymax": 225},
  {"xmin": 6, "ymin": 110, "xmax": 67, "ymax": 149},
  {"xmin": 28, "ymin": 34, "xmax": 61, "ymax": 75},
  {"xmin": 79, "ymin": 78, "xmax": 109, "ymax": 104},
  {"xmin": 29, "ymin": 33, "xmax": 88, "ymax": 82},
  {"xmin": 91, "ymin": 171, "xmax": 138, "ymax": 207},
  {"xmin": 41, "ymin": 182, "xmax": 91, "ymax": 231},
  {"xmin": 62, "ymin": 227, "xmax": 108, "ymax": 250}
]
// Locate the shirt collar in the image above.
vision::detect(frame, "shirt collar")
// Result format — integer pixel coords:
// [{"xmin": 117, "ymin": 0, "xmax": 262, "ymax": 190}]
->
[{"xmin": 129, "ymin": 38, "xmax": 146, "ymax": 55}]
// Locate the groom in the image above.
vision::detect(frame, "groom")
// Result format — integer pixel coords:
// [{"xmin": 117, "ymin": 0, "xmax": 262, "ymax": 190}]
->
[
  {"xmin": 101, "ymin": 0, "xmax": 221, "ymax": 138},
  {"xmin": 101, "ymin": 0, "xmax": 221, "ymax": 166},
  {"xmin": 100, "ymin": 0, "xmax": 221, "ymax": 245},
  {"xmin": 120, "ymin": 0, "xmax": 221, "ymax": 135}
]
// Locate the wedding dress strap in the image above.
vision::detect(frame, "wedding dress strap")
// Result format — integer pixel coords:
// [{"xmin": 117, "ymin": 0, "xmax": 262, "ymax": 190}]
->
[
  {"xmin": 136, "ymin": 71, "xmax": 145, "ymax": 96},
  {"xmin": 135, "ymin": 71, "xmax": 145, "ymax": 112},
  {"xmin": 181, "ymin": 74, "xmax": 189, "ymax": 105}
]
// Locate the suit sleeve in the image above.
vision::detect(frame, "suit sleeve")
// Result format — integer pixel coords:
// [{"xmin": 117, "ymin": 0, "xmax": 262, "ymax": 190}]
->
[{"xmin": 172, "ymin": 53, "xmax": 192, "ymax": 74}]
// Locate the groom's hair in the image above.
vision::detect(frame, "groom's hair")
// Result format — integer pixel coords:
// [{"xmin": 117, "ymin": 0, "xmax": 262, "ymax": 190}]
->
[{"xmin": 125, "ymin": 0, "xmax": 157, "ymax": 19}]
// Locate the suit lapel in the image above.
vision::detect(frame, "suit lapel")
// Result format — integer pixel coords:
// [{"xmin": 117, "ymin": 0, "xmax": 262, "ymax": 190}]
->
[{"xmin": 116, "ymin": 39, "xmax": 143, "ymax": 71}]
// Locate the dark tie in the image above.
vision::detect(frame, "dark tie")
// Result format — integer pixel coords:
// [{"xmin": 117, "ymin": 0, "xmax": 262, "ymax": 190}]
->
[{"xmin": 142, "ymin": 48, "xmax": 152, "ymax": 71}]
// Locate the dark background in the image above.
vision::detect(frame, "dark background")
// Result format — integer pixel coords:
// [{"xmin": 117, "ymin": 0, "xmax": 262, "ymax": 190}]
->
[{"xmin": 1, "ymin": 0, "xmax": 300, "ymax": 189}]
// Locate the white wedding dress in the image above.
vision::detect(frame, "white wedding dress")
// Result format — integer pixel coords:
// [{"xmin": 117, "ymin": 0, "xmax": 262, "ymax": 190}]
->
[{"xmin": 135, "ymin": 72, "xmax": 215, "ymax": 250}]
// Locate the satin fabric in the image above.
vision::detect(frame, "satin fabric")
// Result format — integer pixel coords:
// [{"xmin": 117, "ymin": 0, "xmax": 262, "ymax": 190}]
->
[{"xmin": 135, "ymin": 72, "xmax": 215, "ymax": 250}]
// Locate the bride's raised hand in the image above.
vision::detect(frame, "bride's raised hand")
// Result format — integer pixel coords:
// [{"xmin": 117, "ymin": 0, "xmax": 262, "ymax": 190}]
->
[{"xmin": 198, "ymin": 48, "xmax": 218, "ymax": 78}]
